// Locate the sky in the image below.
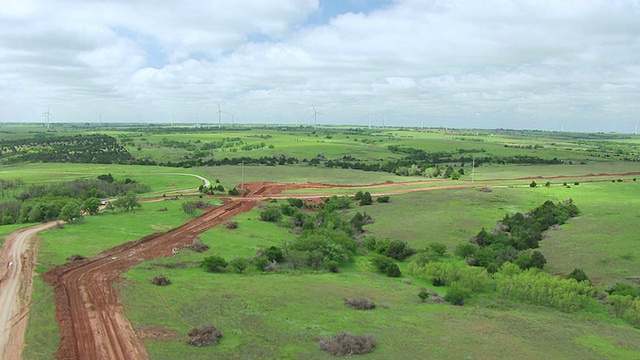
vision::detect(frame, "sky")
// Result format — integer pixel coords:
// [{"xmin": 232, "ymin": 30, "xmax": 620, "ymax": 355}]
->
[{"xmin": 0, "ymin": 0, "xmax": 639, "ymax": 132}]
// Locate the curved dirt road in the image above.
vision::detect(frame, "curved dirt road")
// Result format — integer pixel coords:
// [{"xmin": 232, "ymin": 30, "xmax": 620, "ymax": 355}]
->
[{"xmin": 0, "ymin": 222, "xmax": 57, "ymax": 360}]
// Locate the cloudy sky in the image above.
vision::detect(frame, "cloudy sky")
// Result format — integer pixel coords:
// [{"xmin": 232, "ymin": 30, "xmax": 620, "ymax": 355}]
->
[{"xmin": 0, "ymin": 0, "xmax": 639, "ymax": 132}]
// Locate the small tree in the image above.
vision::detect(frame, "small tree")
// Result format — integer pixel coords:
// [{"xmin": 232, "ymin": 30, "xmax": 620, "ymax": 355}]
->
[
  {"xmin": 260, "ymin": 208, "xmax": 282, "ymax": 222},
  {"xmin": 201, "ymin": 256, "xmax": 228, "ymax": 272},
  {"xmin": 230, "ymin": 258, "xmax": 249, "ymax": 273},
  {"xmin": 59, "ymin": 202, "xmax": 82, "ymax": 223},
  {"xmin": 529, "ymin": 181, "xmax": 537, "ymax": 188},
  {"xmin": 386, "ymin": 263, "xmax": 401, "ymax": 277},
  {"xmin": 82, "ymin": 197, "xmax": 101, "ymax": 215},
  {"xmin": 428, "ymin": 242, "xmax": 447, "ymax": 256},
  {"xmin": 360, "ymin": 192, "xmax": 373, "ymax": 206},
  {"xmin": 445, "ymin": 284, "xmax": 469, "ymax": 306},
  {"xmin": 566, "ymin": 268, "xmax": 590, "ymax": 284},
  {"xmin": 376, "ymin": 196, "xmax": 390, "ymax": 203}
]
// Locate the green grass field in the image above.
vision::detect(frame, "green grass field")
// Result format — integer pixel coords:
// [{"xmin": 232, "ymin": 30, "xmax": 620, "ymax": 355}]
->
[{"xmin": 116, "ymin": 184, "xmax": 640, "ymax": 359}]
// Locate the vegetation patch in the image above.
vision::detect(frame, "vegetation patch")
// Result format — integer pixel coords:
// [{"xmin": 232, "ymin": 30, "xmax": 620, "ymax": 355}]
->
[
  {"xmin": 318, "ymin": 332, "xmax": 377, "ymax": 356},
  {"xmin": 150, "ymin": 275, "xmax": 171, "ymax": 286},
  {"xmin": 344, "ymin": 298, "xmax": 376, "ymax": 310},
  {"xmin": 186, "ymin": 325, "xmax": 223, "ymax": 347}
]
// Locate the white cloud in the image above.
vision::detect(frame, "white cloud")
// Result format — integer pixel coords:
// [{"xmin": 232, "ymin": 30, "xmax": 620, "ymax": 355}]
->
[{"xmin": 0, "ymin": 0, "xmax": 638, "ymax": 132}]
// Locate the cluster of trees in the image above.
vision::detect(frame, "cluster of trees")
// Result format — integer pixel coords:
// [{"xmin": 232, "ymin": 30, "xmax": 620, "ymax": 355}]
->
[
  {"xmin": 0, "ymin": 174, "xmax": 145, "ymax": 224},
  {"xmin": 202, "ymin": 195, "xmax": 392, "ymax": 274},
  {"xmin": 321, "ymin": 146, "xmax": 561, "ymax": 178},
  {"xmin": 606, "ymin": 282, "xmax": 640, "ymax": 327},
  {"xmin": 0, "ymin": 134, "xmax": 133, "ymax": 164},
  {"xmin": 460, "ymin": 200, "xmax": 580, "ymax": 273},
  {"xmin": 496, "ymin": 264, "xmax": 595, "ymax": 312},
  {"xmin": 407, "ymin": 200, "xmax": 584, "ymax": 307}
]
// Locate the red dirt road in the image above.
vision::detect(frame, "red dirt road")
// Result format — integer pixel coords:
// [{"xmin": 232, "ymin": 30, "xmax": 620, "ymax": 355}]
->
[{"xmin": 44, "ymin": 199, "xmax": 259, "ymax": 360}]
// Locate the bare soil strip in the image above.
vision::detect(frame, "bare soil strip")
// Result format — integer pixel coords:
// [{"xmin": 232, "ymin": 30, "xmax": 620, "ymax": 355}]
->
[
  {"xmin": 43, "ymin": 199, "xmax": 259, "ymax": 360},
  {"xmin": 0, "ymin": 222, "xmax": 57, "ymax": 360}
]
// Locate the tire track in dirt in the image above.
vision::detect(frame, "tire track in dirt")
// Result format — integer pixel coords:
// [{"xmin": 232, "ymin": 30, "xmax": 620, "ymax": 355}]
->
[{"xmin": 44, "ymin": 199, "xmax": 258, "ymax": 360}]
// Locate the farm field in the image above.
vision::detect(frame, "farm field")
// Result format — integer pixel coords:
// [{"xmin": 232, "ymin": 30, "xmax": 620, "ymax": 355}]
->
[{"xmin": 0, "ymin": 123, "xmax": 638, "ymax": 359}]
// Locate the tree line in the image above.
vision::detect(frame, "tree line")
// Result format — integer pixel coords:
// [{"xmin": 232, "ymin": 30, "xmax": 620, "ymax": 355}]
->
[{"xmin": 0, "ymin": 174, "xmax": 146, "ymax": 224}]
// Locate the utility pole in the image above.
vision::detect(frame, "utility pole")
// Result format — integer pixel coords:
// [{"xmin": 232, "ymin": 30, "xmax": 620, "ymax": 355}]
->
[
  {"xmin": 472, "ymin": 158, "xmax": 475, "ymax": 183},
  {"xmin": 241, "ymin": 161, "xmax": 244, "ymax": 194}
]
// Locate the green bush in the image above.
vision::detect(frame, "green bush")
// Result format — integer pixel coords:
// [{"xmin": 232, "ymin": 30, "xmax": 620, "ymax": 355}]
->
[
  {"xmin": 386, "ymin": 263, "xmax": 401, "ymax": 277},
  {"xmin": 445, "ymin": 284, "xmax": 470, "ymax": 306},
  {"xmin": 370, "ymin": 254, "xmax": 395, "ymax": 273},
  {"xmin": 201, "ymin": 256, "xmax": 228, "ymax": 272},
  {"xmin": 566, "ymin": 268, "xmax": 590, "ymax": 284},
  {"xmin": 260, "ymin": 208, "xmax": 282, "ymax": 222},
  {"xmin": 376, "ymin": 196, "xmax": 390, "ymax": 203},
  {"xmin": 454, "ymin": 242, "xmax": 478, "ymax": 259},
  {"xmin": 230, "ymin": 258, "xmax": 249, "ymax": 273}
]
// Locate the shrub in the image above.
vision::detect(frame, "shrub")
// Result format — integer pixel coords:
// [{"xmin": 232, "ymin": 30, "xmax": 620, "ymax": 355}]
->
[
  {"xmin": 318, "ymin": 332, "xmax": 376, "ymax": 356},
  {"xmin": 545, "ymin": 181, "xmax": 551, "ymax": 187},
  {"xmin": 201, "ymin": 256, "xmax": 228, "ymax": 272},
  {"xmin": 344, "ymin": 298, "xmax": 376, "ymax": 310},
  {"xmin": 566, "ymin": 268, "xmax": 590, "ymax": 284},
  {"xmin": 428, "ymin": 242, "xmax": 447, "ymax": 256},
  {"xmin": 354, "ymin": 191, "xmax": 364, "ymax": 200},
  {"xmin": 253, "ymin": 256, "xmax": 270, "ymax": 271},
  {"xmin": 445, "ymin": 284, "xmax": 469, "ymax": 306},
  {"xmin": 359, "ymin": 192, "xmax": 373, "ymax": 206},
  {"xmin": 228, "ymin": 187, "xmax": 239, "ymax": 196},
  {"xmin": 66, "ymin": 254, "xmax": 86, "ymax": 261},
  {"xmin": 376, "ymin": 196, "xmax": 390, "ymax": 203},
  {"xmin": 454, "ymin": 242, "xmax": 478, "ymax": 259},
  {"xmin": 186, "ymin": 325, "xmax": 223, "ymax": 347},
  {"xmin": 287, "ymin": 198, "xmax": 304, "ymax": 208},
  {"xmin": 263, "ymin": 246, "xmax": 285, "ymax": 262},
  {"xmin": 418, "ymin": 291, "xmax": 429, "ymax": 302},
  {"xmin": 529, "ymin": 181, "xmax": 537, "ymax": 188},
  {"xmin": 325, "ymin": 260, "xmax": 340, "ymax": 273},
  {"xmin": 259, "ymin": 208, "xmax": 282, "ymax": 222},
  {"xmin": 189, "ymin": 237, "xmax": 209, "ymax": 253},
  {"xmin": 375, "ymin": 238, "xmax": 415, "ymax": 260},
  {"xmin": 225, "ymin": 221, "xmax": 238, "ymax": 229},
  {"xmin": 370, "ymin": 255, "xmax": 395, "ymax": 273},
  {"xmin": 151, "ymin": 275, "xmax": 171, "ymax": 286},
  {"xmin": 230, "ymin": 258, "xmax": 249, "ymax": 273},
  {"xmin": 386, "ymin": 263, "xmax": 402, "ymax": 277}
]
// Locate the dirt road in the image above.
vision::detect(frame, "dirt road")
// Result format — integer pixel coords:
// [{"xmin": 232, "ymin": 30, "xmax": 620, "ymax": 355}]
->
[
  {"xmin": 0, "ymin": 222, "xmax": 57, "ymax": 360},
  {"xmin": 44, "ymin": 199, "xmax": 259, "ymax": 360}
]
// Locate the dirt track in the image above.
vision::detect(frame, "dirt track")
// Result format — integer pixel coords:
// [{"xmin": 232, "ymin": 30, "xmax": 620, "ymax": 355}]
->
[
  {"xmin": 4, "ymin": 171, "xmax": 639, "ymax": 359},
  {"xmin": 0, "ymin": 222, "xmax": 57, "ymax": 360},
  {"xmin": 43, "ymin": 199, "xmax": 258, "ymax": 360}
]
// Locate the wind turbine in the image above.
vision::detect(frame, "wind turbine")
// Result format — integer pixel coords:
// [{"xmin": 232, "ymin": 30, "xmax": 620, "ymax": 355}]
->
[
  {"xmin": 42, "ymin": 106, "xmax": 53, "ymax": 130},
  {"xmin": 635, "ymin": 123, "xmax": 639, "ymax": 135},
  {"xmin": 368, "ymin": 115, "xmax": 372, "ymax": 130},
  {"xmin": 217, "ymin": 104, "xmax": 222, "ymax": 128},
  {"xmin": 310, "ymin": 106, "xmax": 322, "ymax": 129},
  {"xmin": 96, "ymin": 112, "xmax": 102, "ymax": 127},
  {"xmin": 561, "ymin": 122, "xmax": 564, "ymax": 132}
]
